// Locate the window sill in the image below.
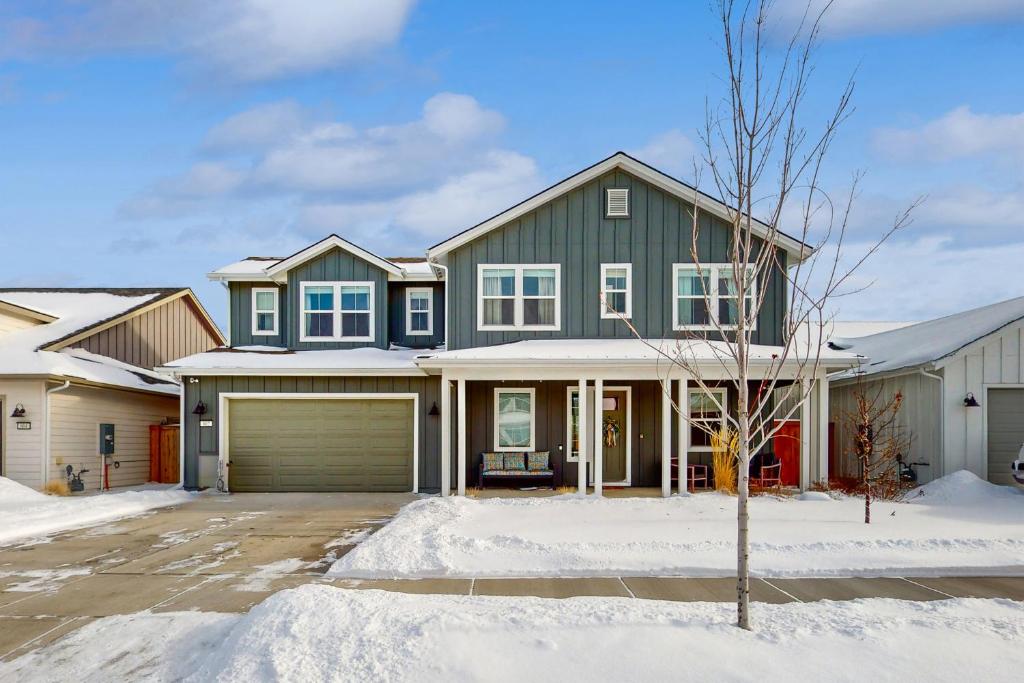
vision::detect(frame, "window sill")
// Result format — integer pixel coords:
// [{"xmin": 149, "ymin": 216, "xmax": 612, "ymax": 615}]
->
[
  {"xmin": 251, "ymin": 330, "xmax": 278, "ymax": 336},
  {"xmin": 298, "ymin": 336, "xmax": 375, "ymax": 343},
  {"xmin": 478, "ymin": 325, "xmax": 561, "ymax": 332},
  {"xmin": 494, "ymin": 445, "xmax": 536, "ymax": 452},
  {"xmin": 600, "ymin": 313, "xmax": 631, "ymax": 320},
  {"xmin": 407, "ymin": 330, "xmax": 433, "ymax": 336}
]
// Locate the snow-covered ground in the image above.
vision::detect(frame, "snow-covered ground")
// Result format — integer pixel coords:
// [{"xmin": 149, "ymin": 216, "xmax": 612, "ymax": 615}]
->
[
  {"xmin": 0, "ymin": 477, "xmax": 193, "ymax": 546},
  {"xmin": 330, "ymin": 471, "xmax": 1024, "ymax": 578},
  {"xmin": 2, "ymin": 585, "xmax": 1023, "ymax": 682}
]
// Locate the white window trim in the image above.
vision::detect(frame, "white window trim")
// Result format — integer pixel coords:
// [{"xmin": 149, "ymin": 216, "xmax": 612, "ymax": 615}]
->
[
  {"xmin": 687, "ymin": 387, "xmax": 728, "ymax": 452},
  {"xmin": 671, "ymin": 263, "xmax": 757, "ymax": 331},
  {"xmin": 405, "ymin": 287, "xmax": 433, "ymax": 336},
  {"xmin": 493, "ymin": 387, "xmax": 536, "ymax": 452},
  {"xmin": 477, "ymin": 264, "xmax": 561, "ymax": 332},
  {"xmin": 600, "ymin": 263, "xmax": 632, "ymax": 319},
  {"xmin": 299, "ymin": 281, "xmax": 375, "ymax": 343},
  {"xmin": 606, "ymin": 188, "xmax": 630, "ymax": 218},
  {"xmin": 251, "ymin": 287, "xmax": 279, "ymax": 336}
]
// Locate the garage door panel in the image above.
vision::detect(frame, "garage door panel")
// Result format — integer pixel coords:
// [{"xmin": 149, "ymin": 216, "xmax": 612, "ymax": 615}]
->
[
  {"xmin": 987, "ymin": 389, "xmax": 1024, "ymax": 486},
  {"xmin": 228, "ymin": 397, "xmax": 414, "ymax": 492}
]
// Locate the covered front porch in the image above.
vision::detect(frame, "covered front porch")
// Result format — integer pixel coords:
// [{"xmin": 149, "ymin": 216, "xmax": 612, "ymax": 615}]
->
[{"xmin": 418, "ymin": 339, "xmax": 849, "ymax": 497}]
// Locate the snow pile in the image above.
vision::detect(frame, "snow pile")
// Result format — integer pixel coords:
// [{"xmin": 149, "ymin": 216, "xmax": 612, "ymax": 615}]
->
[
  {"xmin": 330, "ymin": 473, "xmax": 1024, "ymax": 578},
  {"xmin": 6, "ymin": 585, "xmax": 1024, "ymax": 682},
  {"xmin": 0, "ymin": 477, "xmax": 194, "ymax": 545}
]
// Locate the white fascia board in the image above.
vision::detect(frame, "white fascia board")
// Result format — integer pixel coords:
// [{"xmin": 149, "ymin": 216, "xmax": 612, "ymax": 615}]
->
[
  {"xmin": 207, "ymin": 272, "xmax": 275, "ymax": 283},
  {"xmin": 265, "ymin": 235, "xmax": 403, "ymax": 280},
  {"xmin": 426, "ymin": 153, "xmax": 811, "ymax": 262},
  {"xmin": 157, "ymin": 366, "xmax": 427, "ymax": 378}
]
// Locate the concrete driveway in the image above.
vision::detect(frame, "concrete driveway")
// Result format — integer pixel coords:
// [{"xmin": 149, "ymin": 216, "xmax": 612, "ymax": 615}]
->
[{"xmin": 0, "ymin": 491, "xmax": 414, "ymax": 660}]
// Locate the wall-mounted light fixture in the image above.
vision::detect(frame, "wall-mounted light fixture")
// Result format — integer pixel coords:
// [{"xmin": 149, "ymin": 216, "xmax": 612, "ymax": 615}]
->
[
  {"xmin": 428, "ymin": 402, "xmax": 440, "ymax": 416},
  {"xmin": 10, "ymin": 403, "xmax": 26, "ymax": 418},
  {"xmin": 192, "ymin": 400, "xmax": 208, "ymax": 415},
  {"xmin": 964, "ymin": 392, "xmax": 980, "ymax": 408}
]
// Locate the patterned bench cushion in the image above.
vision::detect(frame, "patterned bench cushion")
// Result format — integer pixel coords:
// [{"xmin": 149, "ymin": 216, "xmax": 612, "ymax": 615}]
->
[
  {"xmin": 482, "ymin": 452, "xmax": 505, "ymax": 472},
  {"xmin": 527, "ymin": 451, "xmax": 550, "ymax": 471},
  {"xmin": 503, "ymin": 452, "xmax": 526, "ymax": 471},
  {"xmin": 482, "ymin": 469, "xmax": 554, "ymax": 477}
]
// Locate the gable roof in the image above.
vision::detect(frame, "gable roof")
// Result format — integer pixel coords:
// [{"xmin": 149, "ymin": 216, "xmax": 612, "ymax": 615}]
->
[
  {"xmin": 830, "ymin": 296, "xmax": 1024, "ymax": 379},
  {"xmin": 426, "ymin": 152, "xmax": 812, "ymax": 261},
  {"xmin": 264, "ymin": 234, "xmax": 403, "ymax": 279}
]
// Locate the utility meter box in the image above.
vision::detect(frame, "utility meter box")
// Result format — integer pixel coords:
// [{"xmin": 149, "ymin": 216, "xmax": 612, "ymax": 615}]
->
[{"xmin": 99, "ymin": 423, "xmax": 115, "ymax": 455}]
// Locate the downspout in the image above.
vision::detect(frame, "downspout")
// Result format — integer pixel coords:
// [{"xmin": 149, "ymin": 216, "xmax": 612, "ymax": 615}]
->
[
  {"xmin": 44, "ymin": 380, "xmax": 71, "ymax": 487},
  {"xmin": 919, "ymin": 368, "xmax": 944, "ymax": 478},
  {"xmin": 178, "ymin": 372, "xmax": 185, "ymax": 489},
  {"xmin": 430, "ymin": 260, "xmax": 449, "ymax": 349}
]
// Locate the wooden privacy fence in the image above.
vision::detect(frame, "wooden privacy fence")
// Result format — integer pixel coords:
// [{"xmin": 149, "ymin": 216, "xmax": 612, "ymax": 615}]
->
[{"xmin": 149, "ymin": 424, "xmax": 180, "ymax": 483}]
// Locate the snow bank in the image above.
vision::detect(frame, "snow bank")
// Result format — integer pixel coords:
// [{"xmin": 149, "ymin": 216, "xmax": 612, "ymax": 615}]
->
[
  {"xmin": 6, "ymin": 586, "xmax": 1024, "ymax": 682},
  {"xmin": 0, "ymin": 477, "xmax": 194, "ymax": 545},
  {"xmin": 331, "ymin": 474, "xmax": 1024, "ymax": 578}
]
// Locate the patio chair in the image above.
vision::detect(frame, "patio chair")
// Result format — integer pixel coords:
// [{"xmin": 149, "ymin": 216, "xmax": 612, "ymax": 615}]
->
[
  {"xmin": 687, "ymin": 464, "xmax": 708, "ymax": 492},
  {"xmin": 751, "ymin": 461, "xmax": 782, "ymax": 490}
]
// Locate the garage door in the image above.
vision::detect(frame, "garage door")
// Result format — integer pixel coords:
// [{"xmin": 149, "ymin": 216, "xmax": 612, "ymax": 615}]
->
[
  {"xmin": 227, "ymin": 398, "xmax": 414, "ymax": 492},
  {"xmin": 987, "ymin": 388, "xmax": 1024, "ymax": 486}
]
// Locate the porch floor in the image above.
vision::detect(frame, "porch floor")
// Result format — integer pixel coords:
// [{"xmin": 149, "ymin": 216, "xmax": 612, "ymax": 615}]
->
[{"xmin": 467, "ymin": 486, "xmax": 800, "ymax": 498}]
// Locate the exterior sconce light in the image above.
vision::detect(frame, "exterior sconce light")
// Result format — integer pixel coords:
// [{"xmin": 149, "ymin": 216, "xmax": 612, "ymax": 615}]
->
[
  {"xmin": 10, "ymin": 403, "xmax": 26, "ymax": 418},
  {"xmin": 192, "ymin": 400, "xmax": 208, "ymax": 415},
  {"xmin": 428, "ymin": 402, "xmax": 440, "ymax": 416},
  {"xmin": 964, "ymin": 392, "xmax": 980, "ymax": 408}
]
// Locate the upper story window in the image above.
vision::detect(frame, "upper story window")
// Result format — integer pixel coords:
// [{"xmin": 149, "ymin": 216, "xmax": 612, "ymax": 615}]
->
[
  {"xmin": 606, "ymin": 188, "xmax": 629, "ymax": 218},
  {"xmin": 300, "ymin": 281, "xmax": 374, "ymax": 342},
  {"xmin": 600, "ymin": 263, "xmax": 632, "ymax": 319},
  {"xmin": 478, "ymin": 264, "xmax": 561, "ymax": 331},
  {"xmin": 251, "ymin": 287, "xmax": 279, "ymax": 336},
  {"xmin": 672, "ymin": 263, "xmax": 756, "ymax": 331},
  {"xmin": 406, "ymin": 288, "xmax": 433, "ymax": 336}
]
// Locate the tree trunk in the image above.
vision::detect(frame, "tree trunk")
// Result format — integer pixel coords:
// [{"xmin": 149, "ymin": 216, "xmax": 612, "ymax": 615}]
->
[
  {"xmin": 736, "ymin": 380, "xmax": 751, "ymax": 630},
  {"xmin": 865, "ymin": 485, "xmax": 871, "ymax": 524}
]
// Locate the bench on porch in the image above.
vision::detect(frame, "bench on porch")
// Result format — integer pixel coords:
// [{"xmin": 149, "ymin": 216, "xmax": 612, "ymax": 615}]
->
[{"xmin": 478, "ymin": 451, "xmax": 554, "ymax": 489}]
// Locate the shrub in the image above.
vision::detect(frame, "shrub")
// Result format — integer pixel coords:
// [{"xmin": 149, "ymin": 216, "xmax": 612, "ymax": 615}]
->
[
  {"xmin": 43, "ymin": 480, "xmax": 70, "ymax": 496},
  {"xmin": 711, "ymin": 428, "xmax": 739, "ymax": 494}
]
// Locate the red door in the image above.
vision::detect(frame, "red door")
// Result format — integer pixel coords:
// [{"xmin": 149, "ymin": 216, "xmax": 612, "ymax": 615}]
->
[{"xmin": 772, "ymin": 420, "xmax": 801, "ymax": 487}]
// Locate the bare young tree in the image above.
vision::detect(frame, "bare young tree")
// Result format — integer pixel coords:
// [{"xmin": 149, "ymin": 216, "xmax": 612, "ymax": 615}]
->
[
  {"xmin": 618, "ymin": 0, "xmax": 920, "ymax": 630},
  {"xmin": 848, "ymin": 387, "xmax": 908, "ymax": 524}
]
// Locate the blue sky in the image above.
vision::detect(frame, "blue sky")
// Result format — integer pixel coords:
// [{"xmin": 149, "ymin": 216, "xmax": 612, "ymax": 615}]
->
[{"xmin": 1, "ymin": 0, "xmax": 1023, "ymax": 328}]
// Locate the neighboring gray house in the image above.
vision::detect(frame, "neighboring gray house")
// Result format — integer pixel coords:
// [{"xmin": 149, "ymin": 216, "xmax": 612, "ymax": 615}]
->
[
  {"xmin": 829, "ymin": 297, "xmax": 1024, "ymax": 486},
  {"xmin": 162, "ymin": 153, "xmax": 859, "ymax": 495}
]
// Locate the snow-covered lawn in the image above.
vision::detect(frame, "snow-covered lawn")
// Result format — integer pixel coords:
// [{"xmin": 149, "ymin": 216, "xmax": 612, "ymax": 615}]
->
[
  {"xmin": 3, "ymin": 585, "xmax": 1023, "ymax": 682},
  {"xmin": 330, "ymin": 471, "xmax": 1024, "ymax": 578},
  {"xmin": 0, "ymin": 477, "xmax": 193, "ymax": 546}
]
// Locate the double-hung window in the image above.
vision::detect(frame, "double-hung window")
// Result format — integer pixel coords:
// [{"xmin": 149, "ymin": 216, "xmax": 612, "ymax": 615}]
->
[
  {"xmin": 494, "ymin": 388, "xmax": 536, "ymax": 451},
  {"xmin": 300, "ymin": 281, "xmax": 374, "ymax": 342},
  {"xmin": 688, "ymin": 387, "xmax": 727, "ymax": 451},
  {"xmin": 251, "ymin": 287, "xmax": 279, "ymax": 336},
  {"xmin": 672, "ymin": 263, "xmax": 756, "ymax": 330},
  {"xmin": 406, "ymin": 288, "xmax": 433, "ymax": 336},
  {"xmin": 600, "ymin": 263, "xmax": 632, "ymax": 319},
  {"xmin": 478, "ymin": 264, "xmax": 560, "ymax": 331}
]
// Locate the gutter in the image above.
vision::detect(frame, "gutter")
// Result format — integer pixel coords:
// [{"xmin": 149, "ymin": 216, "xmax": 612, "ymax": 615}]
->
[
  {"xmin": 43, "ymin": 380, "xmax": 71, "ymax": 485},
  {"xmin": 919, "ymin": 367, "xmax": 944, "ymax": 478}
]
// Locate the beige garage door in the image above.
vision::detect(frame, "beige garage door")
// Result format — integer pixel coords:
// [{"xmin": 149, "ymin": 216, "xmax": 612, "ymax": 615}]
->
[
  {"xmin": 987, "ymin": 388, "xmax": 1024, "ymax": 486},
  {"xmin": 227, "ymin": 398, "xmax": 414, "ymax": 492}
]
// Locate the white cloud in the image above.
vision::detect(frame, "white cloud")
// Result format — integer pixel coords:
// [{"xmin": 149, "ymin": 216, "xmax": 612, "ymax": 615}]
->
[
  {"xmin": 873, "ymin": 106, "xmax": 1024, "ymax": 164},
  {"xmin": 775, "ymin": 0, "xmax": 1024, "ymax": 37},
  {"xmin": 629, "ymin": 129, "xmax": 697, "ymax": 178},
  {"xmin": 202, "ymin": 100, "xmax": 306, "ymax": 151},
  {"xmin": 0, "ymin": 0, "xmax": 416, "ymax": 82}
]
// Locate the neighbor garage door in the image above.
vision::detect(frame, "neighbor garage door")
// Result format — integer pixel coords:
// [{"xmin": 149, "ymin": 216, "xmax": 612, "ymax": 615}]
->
[
  {"xmin": 227, "ymin": 398, "xmax": 414, "ymax": 492},
  {"xmin": 987, "ymin": 388, "xmax": 1024, "ymax": 486}
]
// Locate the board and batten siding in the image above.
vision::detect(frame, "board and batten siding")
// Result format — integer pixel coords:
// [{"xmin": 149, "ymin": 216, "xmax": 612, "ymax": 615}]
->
[
  {"xmin": 72, "ymin": 295, "xmax": 222, "ymax": 369},
  {"xmin": 228, "ymin": 282, "xmax": 289, "ymax": 347},
  {"xmin": 286, "ymin": 247, "xmax": 390, "ymax": 350},
  {"xmin": 387, "ymin": 282, "xmax": 446, "ymax": 348},
  {"xmin": 49, "ymin": 385, "xmax": 178, "ymax": 491},
  {"xmin": 440, "ymin": 169, "xmax": 788, "ymax": 350},
  {"xmin": 0, "ymin": 380, "xmax": 47, "ymax": 487},
  {"xmin": 182, "ymin": 375, "xmax": 443, "ymax": 491}
]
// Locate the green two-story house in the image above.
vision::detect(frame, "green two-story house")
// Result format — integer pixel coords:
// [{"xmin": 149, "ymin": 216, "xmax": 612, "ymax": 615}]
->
[{"xmin": 162, "ymin": 153, "xmax": 857, "ymax": 495}]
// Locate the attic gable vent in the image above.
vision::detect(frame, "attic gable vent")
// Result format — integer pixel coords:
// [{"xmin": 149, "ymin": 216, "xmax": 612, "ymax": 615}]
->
[{"xmin": 606, "ymin": 188, "xmax": 629, "ymax": 218}]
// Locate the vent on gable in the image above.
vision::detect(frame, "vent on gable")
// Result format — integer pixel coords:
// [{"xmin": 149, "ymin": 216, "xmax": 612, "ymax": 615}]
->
[{"xmin": 606, "ymin": 188, "xmax": 629, "ymax": 218}]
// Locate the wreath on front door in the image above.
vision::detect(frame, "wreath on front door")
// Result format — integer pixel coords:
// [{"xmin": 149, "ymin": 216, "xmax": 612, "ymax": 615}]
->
[{"xmin": 603, "ymin": 416, "xmax": 621, "ymax": 447}]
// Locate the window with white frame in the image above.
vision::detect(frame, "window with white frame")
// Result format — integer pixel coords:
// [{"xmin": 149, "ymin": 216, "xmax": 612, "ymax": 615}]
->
[
  {"xmin": 672, "ymin": 263, "xmax": 755, "ymax": 330},
  {"xmin": 494, "ymin": 388, "xmax": 535, "ymax": 451},
  {"xmin": 600, "ymin": 263, "xmax": 632, "ymax": 319},
  {"xmin": 300, "ymin": 281, "xmax": 374, "ymax": 342},
  {"xmin": 251, "ymin": 287, "xmax": 278, "ymax": 335},
  {"xmin": 478, "ymin": 264, "xmax": 560, "ymax": 331},
  {"xmin": 406, "ymin": 288, "xmax": 433, "ymax": 336},
  {"xmin": 688, "ymin": 387, "xmax": 727, "ymax": 451}
]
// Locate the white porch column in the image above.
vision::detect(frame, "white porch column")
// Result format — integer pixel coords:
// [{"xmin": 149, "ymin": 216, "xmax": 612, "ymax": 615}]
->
[
  {"xmin": 677, "ymin": 376, "xmax": 688, "ymax": 494},
  {"xmin": 457, "ymin": 379, "xmax": 467, "ymax": 496},
  {"xmin": 440, "ymin": 373, "xmax": 451, "ymax": 496},
  {"xmin": 577, "ymin": 378, "xmax": 588, "ymax": 496},
  {"xmin": 593, "ymin": 378, "xmax": 603, "ymax": 496},
  {"xmin": 817, "ymin": 376, "xmax": 829, "ymax": 485},
  {"xmin": 799, "ymin": 378, "xmax": 811, "ymax": 492},
  {"xmin": 661, "ymin": 380, "xmax": 672, "ymax": 497}
]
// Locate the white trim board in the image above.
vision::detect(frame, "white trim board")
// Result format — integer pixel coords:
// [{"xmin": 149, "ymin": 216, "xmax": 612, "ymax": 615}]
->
[
  {"xmin": 217, "ymin": 392, "xmax": 420, "ymax": 494},
  {"xmin": 266, "ymin": 234, "xmax": 403, "ymax": 280}
]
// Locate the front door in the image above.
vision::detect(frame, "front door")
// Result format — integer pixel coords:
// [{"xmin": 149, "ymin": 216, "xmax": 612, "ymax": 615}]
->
[{"xmin": 601, "ymin": 390, "xmax": 628, "ymax": 483}]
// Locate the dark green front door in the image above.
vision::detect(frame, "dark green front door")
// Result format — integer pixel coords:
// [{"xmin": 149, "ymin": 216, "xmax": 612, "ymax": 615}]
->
[
  {"xmin": 601, "ymin": 390, "xmax": 628, "ymax": 482},
  {"xmin": 228, "ymin": 398, "xmax": 414, "ymax": 492}
]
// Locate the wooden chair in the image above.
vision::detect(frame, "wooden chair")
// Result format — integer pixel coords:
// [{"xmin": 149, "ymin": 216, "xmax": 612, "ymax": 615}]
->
[
  {"xmin": 751, "ymin": 462, "xmax": 782, "ymax": 490},
  {"xmin": 687, "ymin": 464, "xmax": 709, "ymax": 492}
]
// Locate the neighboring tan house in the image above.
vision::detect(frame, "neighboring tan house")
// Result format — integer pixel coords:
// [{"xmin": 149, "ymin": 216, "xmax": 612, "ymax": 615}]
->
[
  {"xmin": 161, "ymin": 152, "xmax": 859, "ymax": 494},
  {"xmin": 0, "ymin": 288, "xmax": 225, "ymax": 491},
  {"xmin": 829, "ymin": 297, "xmax": 1024, "ymax": 486}
]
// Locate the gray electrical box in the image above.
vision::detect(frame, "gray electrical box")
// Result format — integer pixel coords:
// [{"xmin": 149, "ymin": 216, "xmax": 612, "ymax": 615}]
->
[{"xmin": 99, "ymin": 423, "xmax": 115, "ymax": 455}]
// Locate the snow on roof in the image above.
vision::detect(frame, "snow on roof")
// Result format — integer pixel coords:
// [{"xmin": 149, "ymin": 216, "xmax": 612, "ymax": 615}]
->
[
  {"xmin": 418, "ymin": 338, "xmax": 861, "ymax": 366},
  {"xmin": 397, "ymin": 260, "xmax": 435, "ymax": 276},
  {"xmin": 1, "ymin": 347, "xmax": 179, "ymax": 395},
  {"xmin": 208, "ymin": 254, "xmax": 435, "ymax": 279},
  {"xmin": 162, "ymin": 346, "xmax": 428, "ymax": 374},
  {"xmin": 828, "ymin": 321, "xmax": 915, "ymax": 339},
  {"xmin": 208, "ymin": 257, "xmax": 282, "ymax": 277},
  {"xmin": 832, "ymin": 296, "xmax": 1024, "ymax": 378}
]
